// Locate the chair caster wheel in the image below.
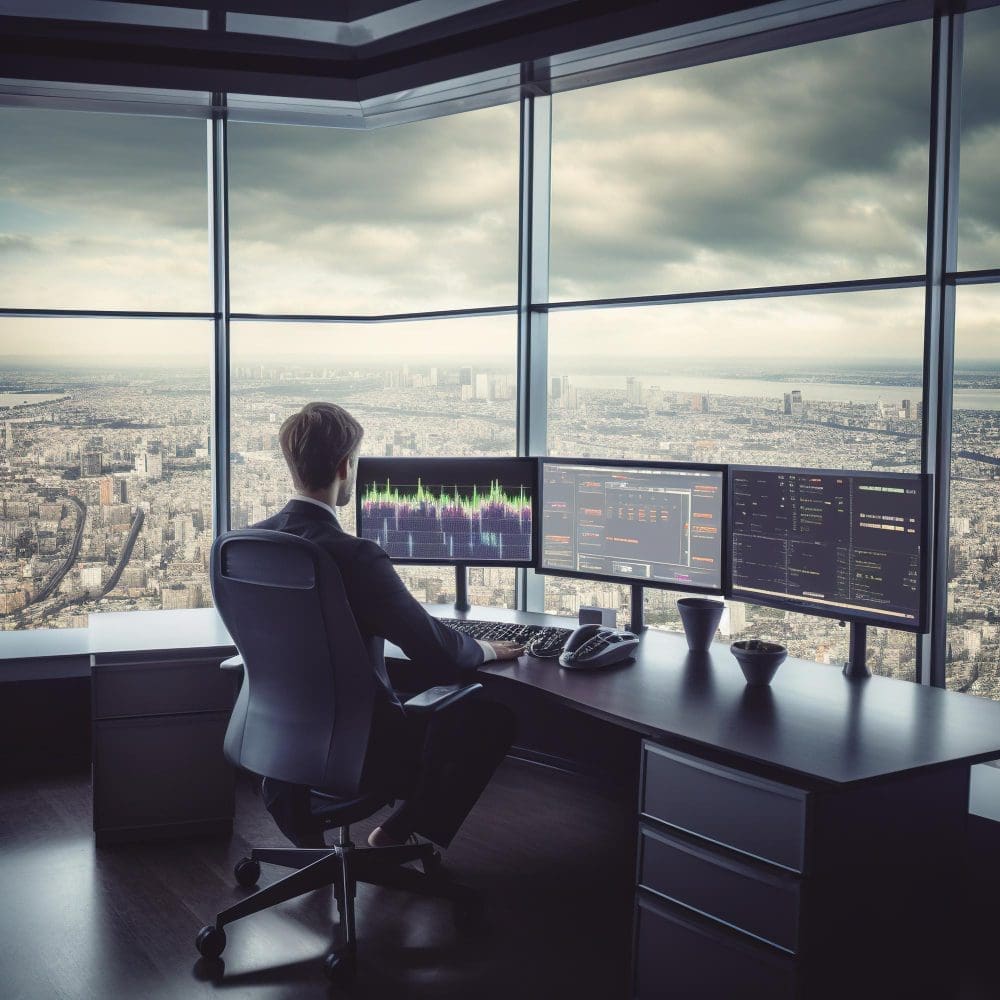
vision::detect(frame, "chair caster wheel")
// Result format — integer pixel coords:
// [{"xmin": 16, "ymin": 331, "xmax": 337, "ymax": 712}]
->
[
  {"xmin": 421, "ymin": 850, "xmax": 443, "ymax": 876},
  {"xmin": 234, "ymin": 857, "xmax": 260, "ymax": 887},
  {"xmin": 324, "ymin": 946, "xmax": 357, "ymax": 984},
  {"xmin": 195, "ymin": 925, "xmax": 227, "ymax": 959}
]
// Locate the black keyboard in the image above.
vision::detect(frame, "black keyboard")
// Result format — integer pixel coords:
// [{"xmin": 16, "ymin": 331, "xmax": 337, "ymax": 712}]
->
[{"xmin": 439, "ymin": 618, "xmax": 572, "ymax": 648}]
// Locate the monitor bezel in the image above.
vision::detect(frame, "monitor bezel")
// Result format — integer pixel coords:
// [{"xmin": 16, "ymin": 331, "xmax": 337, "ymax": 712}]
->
[
  {"xmin": 725, "ymin": 465, "xmax": 931, "ymax": 633},
  {"xmin": 355, "ymin": 455, "xmax": 538, "ymax": 568},
  {"xmin": 536, "ymin": 456, "xmax": 728, "ymax": 596}
]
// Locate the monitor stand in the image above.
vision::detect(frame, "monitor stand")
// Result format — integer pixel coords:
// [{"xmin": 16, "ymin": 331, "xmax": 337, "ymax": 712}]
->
[
  {"xmin": 843, "ymin": 622, "xmax": 872, "ymax": 680},
  {"xmin": 629, "ymin": 584, "xmax": 646, "ymax": 633},
  {"xmin": 454, "ymin": 566, "xmax": 471, "ymax": 613}
]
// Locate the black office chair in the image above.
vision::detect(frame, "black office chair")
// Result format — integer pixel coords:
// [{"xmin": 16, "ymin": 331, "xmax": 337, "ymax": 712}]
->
[{"xmin": 195, "ymin": 529, "xmax": 483, "ymax": 983}]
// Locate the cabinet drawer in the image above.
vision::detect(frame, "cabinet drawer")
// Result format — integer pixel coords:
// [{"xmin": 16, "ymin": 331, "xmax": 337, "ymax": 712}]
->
[
  {"xmin": 93, "ymin": 657, "xmax": 237, "ymax": 719},
  {"xmin": 633, "ymin": 890, "xmax": 798, "ymax": 1000},
  {"xmin": 641, "ymin": 742, "xmax": 810, "ymax": 872},
  {"xmin": 93, "ymin": 712, "xmax": 234, "ymax": 834},
  {"xmin": 639, "ymin": 823, "xmax": 801, "ymax": 953}
]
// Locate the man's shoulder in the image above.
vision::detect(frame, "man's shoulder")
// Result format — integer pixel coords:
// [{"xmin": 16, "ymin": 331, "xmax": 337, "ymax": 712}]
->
[{"xmin": 251, "ymin": 511, "xmax": 383, "ymax": 565}]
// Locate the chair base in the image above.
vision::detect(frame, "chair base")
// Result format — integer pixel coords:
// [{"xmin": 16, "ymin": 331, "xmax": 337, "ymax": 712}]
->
[{"xmin": 196, "ymin": 827, "xmax": 479, "ymax": 981}]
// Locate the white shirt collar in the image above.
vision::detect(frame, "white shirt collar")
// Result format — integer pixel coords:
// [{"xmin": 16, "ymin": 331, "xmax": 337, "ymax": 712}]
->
[{"xmin": 292, "ymin": 494, "xmax": 339, "ymax": 520}]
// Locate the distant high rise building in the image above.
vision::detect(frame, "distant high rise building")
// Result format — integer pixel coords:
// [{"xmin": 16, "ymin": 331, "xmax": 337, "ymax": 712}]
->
[
  {"xmin": 135, "ymin": 451, "xmax": 163, "ymax": 480},
  {"xmin": 80, "ymin": 451, "xmax": 102, "ymax": 478},
  {"xmin": 551, "ymin": 377, "xmax": 562, "ymax": 400},
  {"xmin": 2, "ymin": 423, "xmax": 12, "ymax": 449},
  {"xmin": 626, "ymin": 377, "xmax": 644, "ymax": 405},
  {"xmin": 691, "ymin": 394, "xmax": 709, "ymax": 413},
  {"xmin": 475, "ymin": 373, "xmax": 491, "ymax": 400},
  {"xmin": 722, "ymin": 601, "xmax": 747, "ymax": 637},
  {"xmin": 429, "ymin": 367, "xmax": 439, "ymax": 386},
  {"xmin": 784, "ymin": 389, "xmax": 804, "ymax": 418},
  {"xmin": 460, "ymin": 366, "xmax": 474, "ymax": 386},
  {"xmin": 99, "ymin": 476, "xmax": 115, "ymax": 506}
]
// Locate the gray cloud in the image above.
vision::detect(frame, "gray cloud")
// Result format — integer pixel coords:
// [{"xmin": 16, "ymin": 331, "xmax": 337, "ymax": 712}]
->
[
  {"xmin": 0, "ymin": 108, "xmax": 210, "ymax": 308},
  {"xmin": 957, "ymin": 5, "xmax": 1000, "ymax": 268},
  {"xmin": 0, "ymin": 12, "xmax": 997, "ymax": 334},
  {"xmin": 549, "ymin": 20, "xmax": 937, "ymax": 298},
  {"xmin": 227, "ymin": 104, "xmax": 520, "ymax": 312},
  {"xmin": 0, "ymin": 109, "xmax": 208, "ymax": 229}
]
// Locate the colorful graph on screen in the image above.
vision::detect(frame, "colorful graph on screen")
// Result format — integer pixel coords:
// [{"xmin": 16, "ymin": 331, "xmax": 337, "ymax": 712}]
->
[{"xmin": 360, "ymin": 478, "xmax": 532, "ymax": 562}]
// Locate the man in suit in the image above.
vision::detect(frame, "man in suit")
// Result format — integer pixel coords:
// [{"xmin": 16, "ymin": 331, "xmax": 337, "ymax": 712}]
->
[{"xmin": 255, "ymin": 401, "xmax": 522, "ymax": 850}]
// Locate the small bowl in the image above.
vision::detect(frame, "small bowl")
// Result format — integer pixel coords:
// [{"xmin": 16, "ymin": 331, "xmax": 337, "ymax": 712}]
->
[{"xmin": 731, "ymin": 640, "xmax": 787, "ymax": 687}]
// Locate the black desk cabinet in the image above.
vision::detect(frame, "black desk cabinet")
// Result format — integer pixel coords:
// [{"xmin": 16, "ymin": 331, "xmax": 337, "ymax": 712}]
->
[
  {"xmin": 633, "ymin": 742, "xmax": 966, "ymax": 1000},
  {"xmin": 92, "ymin": 649, "xmax": 238, "ymax": 846}
]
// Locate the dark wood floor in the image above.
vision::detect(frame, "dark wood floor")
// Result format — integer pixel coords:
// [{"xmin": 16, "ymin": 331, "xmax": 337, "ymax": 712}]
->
[
  {"xmin": 5, "ymin": 758, "xmax": 1000, "ymax": 1000},
  {"xmin": 0, "ymin": 759, "xmax": 636, "ymax": 1000}
]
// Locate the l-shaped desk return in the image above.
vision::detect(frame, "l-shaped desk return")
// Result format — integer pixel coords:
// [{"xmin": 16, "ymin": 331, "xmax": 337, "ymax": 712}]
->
[
  {"xmin": 401, "ymin": 604, "xmax": 1000, "ymax": 787},
  {"xmin": 402, "ymin": 605, "xmax": 1000, "ymax": 998}
]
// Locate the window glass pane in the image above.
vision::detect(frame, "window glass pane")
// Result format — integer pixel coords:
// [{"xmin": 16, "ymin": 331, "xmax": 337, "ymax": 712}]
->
[
  {"xmin": 0, "ymin": 109, "xmax": 210, "ymax": 310},
  {"xmin": 544, "ymin": 290, "xmax": 924, "ymax": 678},
  {"xmin": 550, "ymin": 21, "xmax": 931, "ymax": 300},
  {"xmin": 957, "ymin": 5, "xmax": 1000, "ymax": 271},
  {"xmin": 947, "ymin": 285, "xmax": 1000, "ymax": 698},
  {"xmin": 228, "ymin": 104, "xmax": 519, "ymax": 314},
  {"xmin": 0, "ymin": 319, "xmax": 213, "ymax": 630},
  {"xmin": 229, "ymin": 316, "xmax": 518, "ymax": 608}
]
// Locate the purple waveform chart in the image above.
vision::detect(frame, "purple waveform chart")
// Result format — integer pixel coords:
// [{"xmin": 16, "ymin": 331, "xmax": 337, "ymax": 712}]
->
[{"xmin": 360, "ymin": 478, "xmax": 533, "ymax": 563}]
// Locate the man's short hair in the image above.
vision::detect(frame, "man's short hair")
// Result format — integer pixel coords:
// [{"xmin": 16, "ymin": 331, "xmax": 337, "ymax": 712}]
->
[{"xmin": 278, "ymin": 402, "xmax": 364, "ymax": 492}]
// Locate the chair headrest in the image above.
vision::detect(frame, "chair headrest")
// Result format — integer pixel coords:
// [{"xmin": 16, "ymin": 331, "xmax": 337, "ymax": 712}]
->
[{"xmin": 218, "ymin": 532, "xmax": 316, "ymax": 589}]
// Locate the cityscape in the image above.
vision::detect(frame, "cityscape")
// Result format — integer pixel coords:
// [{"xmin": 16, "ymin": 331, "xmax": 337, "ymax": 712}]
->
[{"xmin": 1, "ymin": 355, "xmax": 998, "ymax": 699}]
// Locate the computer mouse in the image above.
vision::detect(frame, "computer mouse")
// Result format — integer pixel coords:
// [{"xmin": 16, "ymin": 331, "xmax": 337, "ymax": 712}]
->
[{"xmin": 558, "ymin": 626, "xmax": 639, "ymax": 670}]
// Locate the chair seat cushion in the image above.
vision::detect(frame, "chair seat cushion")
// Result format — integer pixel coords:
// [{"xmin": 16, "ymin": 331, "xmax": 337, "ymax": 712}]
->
[{"xmin": 310, "ymin": 789, "xmax": 394, "ymax": 828}]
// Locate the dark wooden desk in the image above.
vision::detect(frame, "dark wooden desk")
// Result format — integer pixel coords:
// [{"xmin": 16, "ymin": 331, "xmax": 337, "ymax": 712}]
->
[{"xmin": 415, "ymin": 604, "xmax": 1000, "ymax": 1000}]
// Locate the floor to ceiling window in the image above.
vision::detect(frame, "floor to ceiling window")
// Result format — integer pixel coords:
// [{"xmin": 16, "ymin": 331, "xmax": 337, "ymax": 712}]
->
[
  {"xmin": 945, "ymin": 5, "xmax": 1000, "ymax": 697},
  {"xmin": 542, "ymin": 19, "xmax": 932, "ymax": 678},
  {"xmin": 0, "ymin": 110, "xmax": 213, "ymax": 629},
  {"xmin": 1, "ymin": 6, "xmax": 998, "ymax": 700},
  {"xmin": 226, "ymin": 103, "xmax": 521, "ymax": 606}
]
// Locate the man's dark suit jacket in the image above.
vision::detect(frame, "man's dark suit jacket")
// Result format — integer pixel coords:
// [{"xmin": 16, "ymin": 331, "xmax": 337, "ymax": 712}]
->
[{"xmin": 254, "ymin": 499, "xmax": 484, "ymax": 705}]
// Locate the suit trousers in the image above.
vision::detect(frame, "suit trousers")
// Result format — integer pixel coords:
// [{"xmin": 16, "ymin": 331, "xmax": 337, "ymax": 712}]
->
[{"xmin": 262, "ymin": 697, "xmax": 515, "ymax": 849}]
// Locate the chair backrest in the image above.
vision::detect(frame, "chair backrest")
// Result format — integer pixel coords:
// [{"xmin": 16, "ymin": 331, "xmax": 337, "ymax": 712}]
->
[{"xmin": 211, "ymin": 528, "xmax": 381, "ymax": 796}]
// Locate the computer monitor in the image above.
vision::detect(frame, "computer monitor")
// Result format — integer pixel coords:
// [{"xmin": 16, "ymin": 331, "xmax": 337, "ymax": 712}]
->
[
  {"xmin": 727, "ymin": 466, "xmax": 929, "ymax": 631},
  {"xmin": 538, "ymin": 458, "xmax": 726, "ymax": 593},
  {"xmin": 356, "ymin": 456, "xmax": 536, "ymax": 566}
]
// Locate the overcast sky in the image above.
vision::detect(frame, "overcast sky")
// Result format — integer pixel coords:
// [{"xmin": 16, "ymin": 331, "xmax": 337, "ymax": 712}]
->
[{"xmin": 0, "ymin": 10, "xmax": 998, "ymax": 365}]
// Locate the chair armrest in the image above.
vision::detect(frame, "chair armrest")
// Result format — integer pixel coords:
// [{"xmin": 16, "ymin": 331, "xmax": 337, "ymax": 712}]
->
[
  {"xmin": 403, "ymin": 682, "xmax": 483, "ymax": 716},
  {"xmin": 220, "ymin": 654, "xmax": 244, "ymax": 673}
]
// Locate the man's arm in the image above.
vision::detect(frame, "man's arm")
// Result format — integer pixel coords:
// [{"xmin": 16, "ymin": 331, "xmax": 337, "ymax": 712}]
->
[{"xmin": 346, "ymin": 541, "xmax": 507, "ymax": 672}]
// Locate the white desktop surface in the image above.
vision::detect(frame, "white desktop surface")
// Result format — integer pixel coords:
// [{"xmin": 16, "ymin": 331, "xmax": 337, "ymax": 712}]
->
[
  {"xmin": 0, "ymin": 608, "xmax": 234, "ymax": 678},
  {"xmin": 87, "ymin": 607, "xmax": 234, "ymax": 655}
]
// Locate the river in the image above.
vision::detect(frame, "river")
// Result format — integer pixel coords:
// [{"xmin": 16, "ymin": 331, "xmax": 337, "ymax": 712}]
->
[
  {"xmin": 559, "ymin": 374, "xmax": 999, "ymax": 410},
  {"xmin": 0, "ymin": 392, "xmax": 69, "ymax": 409}
]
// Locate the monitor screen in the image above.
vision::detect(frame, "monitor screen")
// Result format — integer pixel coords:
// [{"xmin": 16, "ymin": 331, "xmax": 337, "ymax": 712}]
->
[
  {"xmin": 538, "ymin": 459, "xmax": 725, "ymax": 592},
  {"xmin": 728, "ymin": 467, "xmax": 928, "ymax": 630},
  {"xmin": 356, "ymin": 456, "xmax": 536, "ymax": 565}
]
